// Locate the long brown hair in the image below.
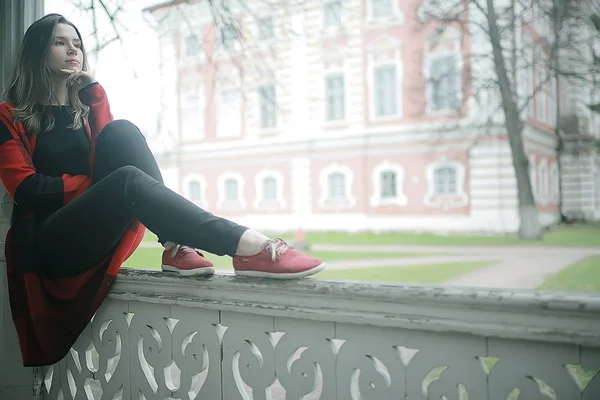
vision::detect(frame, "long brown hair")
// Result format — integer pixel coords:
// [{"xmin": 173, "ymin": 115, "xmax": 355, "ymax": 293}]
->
[{"xmin": 3, "ymin": 13, "xmax": 89, "ymax": 136}]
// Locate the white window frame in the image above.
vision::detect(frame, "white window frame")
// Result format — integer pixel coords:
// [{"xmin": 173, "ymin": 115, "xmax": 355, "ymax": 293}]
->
[
  {"xmin": 423, "ymin": 29, "xmax": 463, "ymax": 116},
  {"xmin": 254, "ymin": 169, "xmax": 286, "ymax": 210},
  {"xmin": 216, "ymin": 84, "xmax": 243, "ymax": 138},
  {"xmin": 370, "ymin": 161, "xmax": 408, "ymax": 207},
  {"xmin": 538, "ymin": 158, "xmax": 549, "ymax": 203},
  {"xmin": 318, "ymin": 163, "xmax": 356, "ymax": 209},
  {"xmin": 182, "ymin": 174, "xmax": 208, "ymax": 208},
  {"xmin": 424, "ymin": 159, "xmax": 468, "ymax": 209},
  {"xmin": 550, "ymin": 162, "xmax": 560, "ymax": 203},
  {"xmin": 217, "ymin": 172, "xmax": 246, "ymax": 211},
  {"xmin": 323, "ymin": 71, "xmax": 347, "ymax": 123},
  {"xmin": 367, "ymin": 36, "xmax": 403, "ymax": 122},
  {"xmin": 367, "ymin": 0, "xmax": 404, "ymax": 24}
]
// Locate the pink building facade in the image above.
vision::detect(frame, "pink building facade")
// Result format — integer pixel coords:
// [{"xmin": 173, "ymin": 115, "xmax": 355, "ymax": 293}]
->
[{"xmin": 145, "ymin": 0, "xmax": 599, "ymax": 234}]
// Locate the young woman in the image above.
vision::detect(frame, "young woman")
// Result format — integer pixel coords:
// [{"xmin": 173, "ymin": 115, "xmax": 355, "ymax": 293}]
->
[{"xmin": 0, "ymin": 13, "xmax": 325, "ymax": 367}]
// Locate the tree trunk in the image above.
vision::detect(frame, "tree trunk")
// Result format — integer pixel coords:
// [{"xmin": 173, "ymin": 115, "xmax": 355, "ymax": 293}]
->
[{"xmin": 485, "ymin": 0, "xmax": 543, "ymax": 240}]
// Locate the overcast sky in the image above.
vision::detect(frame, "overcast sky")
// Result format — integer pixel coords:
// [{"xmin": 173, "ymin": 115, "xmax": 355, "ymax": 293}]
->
[{"xmin": 45, "ymin": 0, "xmax": 163, "ymax": 137}]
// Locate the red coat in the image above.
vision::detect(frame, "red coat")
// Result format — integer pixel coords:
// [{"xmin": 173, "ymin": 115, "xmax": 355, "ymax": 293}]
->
[{"xmin": 0, "ymin": 84, "xmax": 145, "ymax": 366}]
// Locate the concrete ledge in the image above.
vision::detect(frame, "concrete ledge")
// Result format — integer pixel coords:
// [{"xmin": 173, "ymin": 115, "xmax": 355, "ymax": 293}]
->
[{"xmin": 112, "ymin": 267, "xmax": 600, "ymax": 347}]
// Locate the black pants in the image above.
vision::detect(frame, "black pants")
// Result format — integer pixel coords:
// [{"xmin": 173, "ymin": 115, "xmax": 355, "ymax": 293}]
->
[{"xmin": 37, "ymin": 120, "xmax": 248, "ymax": 277}]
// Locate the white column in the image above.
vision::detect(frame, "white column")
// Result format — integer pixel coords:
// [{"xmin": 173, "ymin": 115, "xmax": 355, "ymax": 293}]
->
[{"xmin": 0, "ymin": 1, "xmax": 44, "ymax": 398}]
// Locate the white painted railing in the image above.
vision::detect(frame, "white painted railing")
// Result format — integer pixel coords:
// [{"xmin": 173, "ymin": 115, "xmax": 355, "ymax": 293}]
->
[{"xmin": 38, "ymin": 268, "xmax": 600, "ymax": 400}]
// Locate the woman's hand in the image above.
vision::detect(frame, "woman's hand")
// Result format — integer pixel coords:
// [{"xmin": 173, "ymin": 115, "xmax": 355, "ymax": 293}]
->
[{"xmin": 59, "ymin": 68, "xmax": 96, "ymax": 91}]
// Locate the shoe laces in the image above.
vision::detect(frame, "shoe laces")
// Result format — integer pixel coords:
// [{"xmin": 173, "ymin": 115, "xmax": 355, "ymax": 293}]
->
[
  {"xmin": 171, "ymin": 244, "xmax": 197, "ymax": 258},
  {"xmin": 264, "ymin": 238, "xmax": 293, "ymax": 262}
]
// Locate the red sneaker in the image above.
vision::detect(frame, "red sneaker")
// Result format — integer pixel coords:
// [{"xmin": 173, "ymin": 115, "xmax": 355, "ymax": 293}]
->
[
  {"xmin": 232, "ymin": 238, "xmax": 325, "ymax": 279},
  {"xmin": 162, "ymin": 245, "xmax": 215, "ymax": 276}
]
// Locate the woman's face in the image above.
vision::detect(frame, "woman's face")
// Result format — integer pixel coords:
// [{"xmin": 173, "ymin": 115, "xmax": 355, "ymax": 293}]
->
[{"xmin": 45, "ymin": 23, "xmax": 84, "ymax": 75}]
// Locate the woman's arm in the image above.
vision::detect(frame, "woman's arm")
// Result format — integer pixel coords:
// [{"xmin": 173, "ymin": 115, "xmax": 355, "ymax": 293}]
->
[
  {"xmin": 61, "ymin": 69, "xmax": 114, "ymax": 135},
  {"xmin": 79, "ymin": 82, "xmax": 114, "ymax": 135},
  {"xmin": 0, "ymin": 120, "xmax": 90, "ymax": 210}
]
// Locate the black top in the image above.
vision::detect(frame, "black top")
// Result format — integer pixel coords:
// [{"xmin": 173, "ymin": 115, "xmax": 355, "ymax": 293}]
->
[
  {"xmin": 32, "ymin": 106, "xmax": 90, "ymax": 177},
  {"xmin": 0, "ymin": 106, "xmax": 91, "ymax": 228}
]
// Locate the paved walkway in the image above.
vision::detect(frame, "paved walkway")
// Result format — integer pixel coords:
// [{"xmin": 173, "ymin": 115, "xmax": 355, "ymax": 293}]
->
[
  {"xmin": 138, "ymin": 241, "xmax": 600, "ymax": 290},
  {"xmin": 312, "ymin": 244, "xmax": 600, "ymax": 289}
]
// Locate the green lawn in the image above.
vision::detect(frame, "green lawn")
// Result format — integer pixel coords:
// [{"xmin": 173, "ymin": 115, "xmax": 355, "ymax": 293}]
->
[
  {"xmin": 537, "ymin": 256, "xmax": 600, "ymax": 293},
  {"xmin": 294, "ymin": 223, "xmax": 600, "ymax": 247},
  {"xmin": 123, "ymin": 247, "xmax": 431, "ymax": 270},
  {"xmin": 142, "ymin": 223, "xmax": 600, "ymax": 247},
  {"xmin": 310, "ymin": 261, "xmax": 495, "ymax": 284}
]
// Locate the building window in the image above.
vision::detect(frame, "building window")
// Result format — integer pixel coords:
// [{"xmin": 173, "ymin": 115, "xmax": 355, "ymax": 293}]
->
[
  {"xmin": 183, "ymin": 174, "xmax": 208, "ymax": 207},
  {"xmin": 433, "ymin": 166, "xmax": 458, "ymax": 196},
  {"xmin": 526, "ymin": 60, "xmax": 535, "ymax": 117},
  {"xmin": 217, "ymin": 88, "xmax": 242, "ymax": 138},
  {"xmin": 539, "ymin": 161, "xmax": 549, "ymax": 199},
  {"xmin": 319, "ymin": 164, "xmax": 356, "ymax": 209},
  {"xmin": 370, "ymin": 162, "xmax": 407, "ymax": 207},
  {"xmin": 324, "ymin": 0, "xmax": 342, "ymax": 27},
  {"xmin": 262, "ymin": 177, "xmax": 277, "ymax": 201},
  {"xmin": 254, "ymin": 170, "xmax": 286, "ymax": 209},
  {"xmin": 328, "ymin": 172, "xmax": 346, "ymax": 199},
  {"xmin": 258, "ymin": 84, "xmax": 277, "ymax": 128},
  {"xmin": 188, "ymin": 180, "xmax": 202, "ymax": 202},
  {"xmin": 257, "ymin": 16, "xmax": 274, "ymax": 40},
  {"xmin": 419, "ymin": 0, "xmax": 445, "ymax": 21},
  {"xmin": 380, "ymin": 170, "xmax": 397, "ymax": 198},
  {"xmin": 536, "ymin": 50, "xmax": 547, "ymax": 121},
  {"xmin": 424, "ymin": 160, "xmax": 468, "ymax": 209},
  {"xmin": 225, "ymin": 179, "xmax": 239, "ymax": 201},
  {"xmin": 181, "ymin": 81, "xmax": 205, "ymax": 140},
  {"xmin": 182, "ymin": 93, "xmax": 200, "ymax": 134},
  {"xmin": 424, "ymin": 29, "xmax": 462, "ymax": 115},
  {"xmin": 325, "ymin": 73, "xmax": 345, "ymax": 121},
  {"xmin": 534, "ymin": 0, "xmax": 547, "ymax": 33},
  {"xmin": 372, "ymin": 0, "xmax": 392, "ymax": 17},
  {"xmin": 550, "ymin": 76, "xmax": 557, "ymax": 126},
  {"xmin": 551, "ymin": 163, "xmax": 559, "ymax": 202},
  {"xmin": 529, "ymin": 155, "xmax": 537, "ymax": 198},
  {"xmin": 184, "ymin": 34, "xmax": 201, "ymax": 57},
  {"xmin": 217, "ymin": 173, "xmax": 245, "ymax": 211},
  {"xmin": 220, "ymin": 25, "xmax": 238, "ymax": 49},
  {"xmin": 374, "ymin": 65, "xmax": 398, "ymax": 117},
  {"xmin": 523, "ymin": 35, "xmax": 535, "ymax": 118},
  {"xmin": 430, "ymin": 55, "xmax": 459, "ymax": 111}
]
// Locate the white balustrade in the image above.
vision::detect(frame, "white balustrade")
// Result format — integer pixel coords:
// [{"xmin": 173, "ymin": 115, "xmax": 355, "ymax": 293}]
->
[{"xmin": 39, "ymin": 269, "xmax": 600, "ymax": 400}]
